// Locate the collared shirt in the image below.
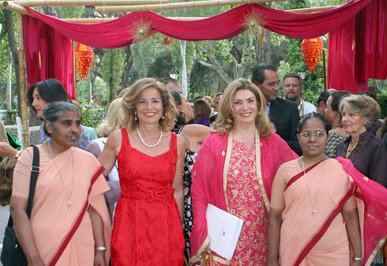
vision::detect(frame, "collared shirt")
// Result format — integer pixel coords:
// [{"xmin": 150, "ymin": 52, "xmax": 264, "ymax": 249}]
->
[
  {"xmin": 266, "ymin": 102, "xmax": 271, "ymax": 116},
  {"xmin": 298, "ymin": 99, "xmax": 316, "ymax": 117}
]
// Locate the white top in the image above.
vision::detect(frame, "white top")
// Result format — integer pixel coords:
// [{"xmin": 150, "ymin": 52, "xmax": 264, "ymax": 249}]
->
[{"xmin": 298, "ymin": 99, "xmax": 317, "ymax": 117}]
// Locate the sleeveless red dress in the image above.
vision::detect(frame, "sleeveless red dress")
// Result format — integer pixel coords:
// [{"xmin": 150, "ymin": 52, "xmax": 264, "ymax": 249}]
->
[{"xmin": 111, "ymin": 128, "xmax": 184, "ymax": 265}]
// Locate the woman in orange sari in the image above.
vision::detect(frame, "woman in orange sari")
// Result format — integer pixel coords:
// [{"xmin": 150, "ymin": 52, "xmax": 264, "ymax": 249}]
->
[
  {"xmin": 269, "ymin": 112, "xmax": 387, "ymax": 266},
  {"xmin": 11, "ymin": 102, "xmax": 111, "ymax": 266}
]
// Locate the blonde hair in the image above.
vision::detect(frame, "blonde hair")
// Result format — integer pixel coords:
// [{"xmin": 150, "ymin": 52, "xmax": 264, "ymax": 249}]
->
[
  {"xmin": 121, "ymin": 78, "xmax": 177, "ymax": 131},
  {"xmin": 97, "ymin": 98, "xmax": 123, "ymax": 137},
  {"xmin": 212, "ymin": 78, "xmax": 274, "ymax": 137},
  {"xmin": 340, "ymin": 94, "xmax": 380, "ymax": 130}
]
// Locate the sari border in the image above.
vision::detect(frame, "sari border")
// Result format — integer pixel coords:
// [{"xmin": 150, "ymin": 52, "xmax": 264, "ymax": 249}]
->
[
  {"xmin": 286, "ymin": 159, "xmax": 326, "ymax": 190},
  {"xmin": 190, "ymin": 235, "xmax": 210, "ymax": 263},
  {"xmin": 254, "ymin": 132, "xmax": 270, "ymax": 211},
  {"xmin": 293, "ymin": 185, "xmax": 354, "ymax": 266},
  {"xmin": 223, "ymin": 133, "xmax": 233, "ymax": 210},
  {"xmin": 365, "ymin": 237, "xmax": 387, "ymax": 266},
  {"xmin": 223, "ymin": 132, "xmax": 270, "ymax": 211},
  {"xmin": 47, "ymin": 165, "xmax": 105, "ymax": 266}
]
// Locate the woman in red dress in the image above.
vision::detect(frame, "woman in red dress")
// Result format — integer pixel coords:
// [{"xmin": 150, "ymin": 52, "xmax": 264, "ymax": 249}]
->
[{"xmin": 99, "ymin": 78, "xmax": 185, "ymax": 265}]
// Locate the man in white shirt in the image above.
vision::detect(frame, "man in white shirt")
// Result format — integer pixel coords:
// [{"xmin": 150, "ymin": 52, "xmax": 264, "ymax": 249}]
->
[{"xmin": 283, "ymin": 73, "xmax": 316, "ymax": 117}]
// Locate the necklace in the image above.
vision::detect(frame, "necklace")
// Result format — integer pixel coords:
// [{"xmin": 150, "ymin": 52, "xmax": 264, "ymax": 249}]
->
[
  {"xmin": 48, "ymin": 142, "xmax": 74, "ymax": 209},
  {"xmin": 300, "ymin": 157, "xmax": 325, "ymax": 216},
  {"xmin": 136, "ymin": 126, "xmax": 163, "ymax": 148},
  {"xmin": 346, "ymin": 140, "xmax": 358, "ymax": 157}
]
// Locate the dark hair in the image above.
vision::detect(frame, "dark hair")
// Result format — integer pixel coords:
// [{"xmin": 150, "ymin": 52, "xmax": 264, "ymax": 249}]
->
[
  {"xmin": 251, "ymin": 63, "xmax": 277, "ymax": 85},
  {"xmin": 317, "ymin": 91, "xmax": 331, "ymax": 105},
  {"xmin": 283, "ymin": 73, "xmax": 303, "ymax": 87},
  {"xmin": 170, "ymin": 90, "xmax": 182, "ymax": 106},
  {"xmin": 330, "ymin": 91, "xmax": 351, "ymax": 112},
  {"xmin": 193, "ymin": 99, "xmax": 211, "ymax": 119},
  {"xmin": 43, "ymin": 102, "xmax": 82, "ymax": 136},
  {"xmin": 169, "ymin": 90, "xmax": 186, "ymax": 128},
  {"xmin": 159, "ymin": 77, "xmax": 178, "ymax": 85},
  {"xmin": 298, "ymin": 112, "xmax": 330, "ymax": 134},
  {"xmin": 27, "ymin": 79, "xmax": 70, "ymax": 112}
]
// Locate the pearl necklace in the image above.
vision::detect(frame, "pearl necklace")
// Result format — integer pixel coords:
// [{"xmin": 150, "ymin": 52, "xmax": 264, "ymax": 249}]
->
[
  {"xmin": 136, "ymin": 126, "xmax": 163, "ymax": 148},
  {"xmin": 48, "ymin": 142, "xmax": 74, "ymax": 209},
  {"xmin": 300, "ymin": 157, "xmax": 325, "ymax": 216}
]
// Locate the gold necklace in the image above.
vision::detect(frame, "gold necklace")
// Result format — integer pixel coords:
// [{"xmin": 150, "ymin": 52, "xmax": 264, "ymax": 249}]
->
[
  {"xmin": 300, "ymin": 157, "xmax": 325, "ymax": 216},
  {"xmin": 48, "ymin": 142, "xmax": 74, "ymax": 209},
  {"xmin": 346, "ymin": 141, "xmax": 358, "ymax": 157}
]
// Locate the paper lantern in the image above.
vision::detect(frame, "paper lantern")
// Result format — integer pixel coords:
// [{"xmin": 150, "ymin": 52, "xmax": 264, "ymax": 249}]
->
[
  {"xmin": 75, "ymin": 43, "xmax": 94, "ymax": 79},
  {"xmin": 301, "ymin": 38, "xmax": 323, "ymax": 73}
]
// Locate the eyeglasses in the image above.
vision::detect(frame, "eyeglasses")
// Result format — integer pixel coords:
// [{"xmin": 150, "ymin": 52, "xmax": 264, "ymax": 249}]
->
[{"xmin": 299, "ymin": 130, "xmax": 326, "ymax": 139}]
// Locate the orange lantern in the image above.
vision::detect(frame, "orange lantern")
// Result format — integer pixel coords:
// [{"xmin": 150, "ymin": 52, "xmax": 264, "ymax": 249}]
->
[
  {"xmin": 75, "ymin": 43, "xmax": 94, "ymax": 79},
  {"xmin": 301, "ymin": 38, "xmax": 323, "ymax": 73}
]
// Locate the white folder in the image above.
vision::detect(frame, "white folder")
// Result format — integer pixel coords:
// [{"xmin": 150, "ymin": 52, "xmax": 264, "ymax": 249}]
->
[{"xmin": 206, "ymin": 204, "xmax": 244, "ymax": 260}]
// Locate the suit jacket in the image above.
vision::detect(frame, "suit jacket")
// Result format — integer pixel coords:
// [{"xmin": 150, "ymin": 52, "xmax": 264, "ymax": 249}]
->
[{"xmin": 269, "ymin": 97, "xmax": 301, "ymax": 154}]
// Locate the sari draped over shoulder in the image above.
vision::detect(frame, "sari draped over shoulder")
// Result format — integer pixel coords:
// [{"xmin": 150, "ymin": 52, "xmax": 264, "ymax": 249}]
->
[
  {"xmin": 12, "ymin": 145, "xmax": 111, "ymax": 265},
  {"xmin": 274, "ymin": 157, "xmax": 387, "ymax": 266},
  {"xmin": 190, "ymin": 132, "xmax": 297, "ymax": 265}
]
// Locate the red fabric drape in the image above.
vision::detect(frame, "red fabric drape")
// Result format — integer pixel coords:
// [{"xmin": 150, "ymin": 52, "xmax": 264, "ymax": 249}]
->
[
  {"xmin": 22, "ymin": 0, "xmax": 386, "ymax": 95},
  {"xmin": 26, "ymin": 0, "xmax": 372, "ymax": 48},
  {"xmin": 22, "ymin": 17, "xmax": 75, "ymax": 99},
  {"xmin": 328, "ymin": 0, "xmax": 387, "ymax": 92}
]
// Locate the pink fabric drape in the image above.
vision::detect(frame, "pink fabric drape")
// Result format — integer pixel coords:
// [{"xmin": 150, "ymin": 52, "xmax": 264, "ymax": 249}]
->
[
  {"xmin": 328, "ymin": 0, "xmax": 387, "ymax": 92},
  {"xmin": 22, "ymin": 0, "xmax": 386, "ymax": 95},
  {"xmin": 22, "ymin": 17, "xmax": 75, "ymax": 99}
]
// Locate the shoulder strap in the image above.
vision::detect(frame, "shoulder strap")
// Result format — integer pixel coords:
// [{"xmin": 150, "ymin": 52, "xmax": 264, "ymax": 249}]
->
[
  {"xmin": 26, "ymin": 145, "xmax": 40, "ymax": 217},
  {"xmin": 7, "ymin": 146, "xmax": 40, "ymax": 227}
]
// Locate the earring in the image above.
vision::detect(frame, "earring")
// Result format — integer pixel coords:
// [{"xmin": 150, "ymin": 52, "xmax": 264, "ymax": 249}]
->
[
  {"xmin": 161, "ymin": 115, "xmax": 165, "ymax": 120},
  {"xmin": 134, "ymin": 111, "xmax": 138, "ymax": 121}
]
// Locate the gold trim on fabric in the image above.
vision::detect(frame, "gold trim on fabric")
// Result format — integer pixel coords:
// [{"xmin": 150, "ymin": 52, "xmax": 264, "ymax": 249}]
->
[
  {"xmin": 190, "ymin": 235, "xmax": 211, "ymax": 263},
  {"xmin": 213, "ymin": 255, "xmax": 231, "ymax": 265},
  {"xmin": 223, "ymin": 132, "xmax": 270, "ymax": 211},
  {"xmin": 254, "ymin": 132, "xmax": 270, "ymax": 211},
  {"xmin": 365, "ymin": 237, "xmax": 386, "ymax": 266},
  {"xmin": 223, "ymin": 133, "xmax": 233, "ymax": 210}
]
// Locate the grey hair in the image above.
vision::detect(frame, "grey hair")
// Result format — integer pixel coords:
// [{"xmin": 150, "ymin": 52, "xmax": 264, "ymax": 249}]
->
[
  {"xmin": 339, "ymin": 94, "xmax": 380, "ymax": 130},
  {"xmin": 43, "ymin": 101, "xmax": 82, "ymax": 136}
]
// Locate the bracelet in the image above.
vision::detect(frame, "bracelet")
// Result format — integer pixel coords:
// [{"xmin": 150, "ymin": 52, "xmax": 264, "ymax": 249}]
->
[
  {"xmin": 95, "ymin": 246, "xmax": 107, "ymax": 251},
  {"xmin": 14, "ymin": 151, "xmax": 21, "ymax": 158},
  {"xmin": 353, "ymin": 257, "xmax": 363, "ymax": 262}
]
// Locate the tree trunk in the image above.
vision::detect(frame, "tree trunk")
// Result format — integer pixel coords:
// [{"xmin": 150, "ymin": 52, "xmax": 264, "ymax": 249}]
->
[
  {"xmin": 4, "ymin": 10, "xmax": 21, "ymax": 114},
  {"xmin": 179, "ymin": 40, "xmax": 188, "ymax": 96},
  {"xmin": 121, "ymin": 46, "xmax": 133, "ymax": 89}
]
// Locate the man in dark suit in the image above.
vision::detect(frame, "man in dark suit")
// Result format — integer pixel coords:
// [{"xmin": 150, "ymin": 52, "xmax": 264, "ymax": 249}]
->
[{"xmin": 251, "ymin": 63, "xmax": 301, "ymax": 154}]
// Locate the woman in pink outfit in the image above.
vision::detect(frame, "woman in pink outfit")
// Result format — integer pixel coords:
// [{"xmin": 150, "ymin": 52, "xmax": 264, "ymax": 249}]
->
[{"xmin": 190, "ymin": 78, "xmax": 297, "ymax": 265}]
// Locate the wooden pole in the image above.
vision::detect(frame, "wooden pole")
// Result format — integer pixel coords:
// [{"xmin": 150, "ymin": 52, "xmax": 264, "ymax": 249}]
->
[
  {"xmin": 15, "ymin": 0, "xmax": 169, "ymax": 7},
  {"xmin": 1, "ymin": 1, "xmax": 29, "ymax": 15},
  {"xmin": 17, "ymin": 13, "xmax": 30, "ymax": 148},
  {"xmin": 95, "ymin": 0, "xmax": 284, "ymax": 12},
  {"xmin": 322, "ymin": 49, "xmax": 327, "ymax": 90}
]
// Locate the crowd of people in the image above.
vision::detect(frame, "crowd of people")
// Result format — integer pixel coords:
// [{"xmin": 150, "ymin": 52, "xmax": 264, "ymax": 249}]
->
[{"xmin": 0, "ymin": 62, "xmax": 386, "ymax": 266}]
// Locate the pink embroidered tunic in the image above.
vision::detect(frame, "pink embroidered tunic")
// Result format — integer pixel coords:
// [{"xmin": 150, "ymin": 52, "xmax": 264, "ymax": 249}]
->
[{"xmin": 224, "ymin": 141, "xmax": 268, "ymax": 265}]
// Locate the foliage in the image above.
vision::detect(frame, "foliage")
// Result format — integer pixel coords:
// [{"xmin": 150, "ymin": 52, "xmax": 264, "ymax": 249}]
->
[
  {"xmin": 80, "ymin": 105, "xmax": 107, "ymax": 128},
  {"xmin": 378, "ymin": 94, "xmax": 387, "ymax": 118},
  {"xmin": 101, "ymin": 48, "xmax": 125, "ymax": 101}
]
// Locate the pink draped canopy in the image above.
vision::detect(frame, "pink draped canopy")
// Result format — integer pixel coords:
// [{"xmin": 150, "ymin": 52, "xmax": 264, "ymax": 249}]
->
[{"xmin": 22, "ymin": 0, "xmax": 386, "ymax": 97}]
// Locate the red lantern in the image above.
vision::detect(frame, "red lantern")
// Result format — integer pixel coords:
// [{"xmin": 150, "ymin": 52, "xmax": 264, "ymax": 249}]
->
[
  {"xmin": 301, "ymin": 38, "xmax": 323, "ymax": 73},
  {"xmin": 75, "ymin": 43, "xmax": 94, "ymax": 79}
]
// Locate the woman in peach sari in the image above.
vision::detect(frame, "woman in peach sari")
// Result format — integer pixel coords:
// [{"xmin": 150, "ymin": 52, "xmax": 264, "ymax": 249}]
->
[
  {"xmin": 11, "ymin": 102, "xmax": 111, "ymax": 266},
  {"xmin": 269, "ymin": 112, "xmax": 387, "ymax": 266}
]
